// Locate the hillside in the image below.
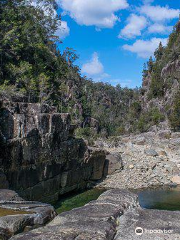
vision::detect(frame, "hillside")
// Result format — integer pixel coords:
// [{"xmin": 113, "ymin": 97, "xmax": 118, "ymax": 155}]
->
[
  {"xmin": 0, "ymin": 0, "xmax": 139, "ymax": 138},
  {"xmin": 1, "ymin": 0, "xmax": 180, "ymax": 138},
  {"xmin": 138, "ymin": 19, "xmax": 180, "ymax": 132}
]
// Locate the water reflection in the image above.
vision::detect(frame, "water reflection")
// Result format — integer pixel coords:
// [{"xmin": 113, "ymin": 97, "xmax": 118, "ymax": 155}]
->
[{"xmin": 138, "ymin": 185, "xmax": 180, "ymax": 211}]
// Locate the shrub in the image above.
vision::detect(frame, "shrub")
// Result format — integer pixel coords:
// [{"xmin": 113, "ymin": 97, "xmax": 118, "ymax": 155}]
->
[{"xmin": 169, "ymin": 91, "xmax": 180, "ymax": 131}]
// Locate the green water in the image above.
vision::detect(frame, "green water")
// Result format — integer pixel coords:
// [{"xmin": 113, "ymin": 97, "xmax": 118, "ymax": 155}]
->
[
  {"xmin": 54, "ymin": 188, "xmax": 105, "ymax": 214},
  {"xmin": 54, "ymin": 185, "xmax": 180, "ymax": 215},
  {"xmin": 138, "ymin": 185, "xmax": 180, "ymax": 211}
]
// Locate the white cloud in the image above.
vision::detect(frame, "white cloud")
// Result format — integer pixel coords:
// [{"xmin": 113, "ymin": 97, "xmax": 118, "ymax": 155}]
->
[
  {"xmin": 81, "ymin": 52, "xmax": 110, "ymax": 82},
  {"xmin": 57, "ymin": 0, "xmax": 129, "ymax": 28},
  {"xmin": 82, "ymin": 52, "xmax": 104, "ymax": 75},
  {"xmin": 119, "ymin": 14, "xmax": 147, "ymax": 39},
  {"xmin": 140, "ymin": 5, "xmax": 180, "ymax": 22},
  {"xmin": 148, "ymin": 23, "xmax": 173, "ymax": 34},
  {"xmin": 55, "ymin": 21, "xmax": 70, "ymax": 39},
  {"xmin": 123, "ymin": 38, "xmax": 168, "ymax": 58}
]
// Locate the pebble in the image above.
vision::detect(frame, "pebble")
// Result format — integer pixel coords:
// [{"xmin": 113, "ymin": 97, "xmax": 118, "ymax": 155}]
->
[{"xmin": 97, "ymin": 131, "xmax": 180, "ymax": 190}]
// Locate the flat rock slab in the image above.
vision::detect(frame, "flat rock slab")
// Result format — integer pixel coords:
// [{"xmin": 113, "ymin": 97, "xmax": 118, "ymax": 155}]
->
[
  {"xmin": 115, "ymin": 208, "xmax": 180, "ymax": 240},
  {"xmin": 10, "ymin": 190, "xmax": 139, "ymax": 240},
  {"xmin": 0, "ymin": 190, "xmax": 56, "ymax": 239},
  {"xmin": 9, "ymin": 189, "xmax": 180, "ymax": 240}
]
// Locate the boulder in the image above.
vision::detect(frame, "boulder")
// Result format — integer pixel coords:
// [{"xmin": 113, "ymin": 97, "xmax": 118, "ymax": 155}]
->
[
  {"xmin": 158, "ymin": 130, "xmax": 171, "ymax": 139},
  {"xmin": 171, "ymin": 132, "xmax": 180, "ymax": 139},
  {"xmin": 0, "ymin": 190, "xmax": 23, "ymax": 202},
  {"xmin": 158, "ymin": 150, "xmax": 167, "ymax": 156},
  {"xmin": 171, "ymin": 175, "xmax": 180, "ymax": 184},
  {"xmin": 132, "ymin": 137, "xmax": 146, "ymax": 145},
  {"xmin": 129, "ymin": 164, "xmax": 134, "ymax": 169},
  {"xmin": 144, "ymin": 149, "xmax": 158, "ymax": 157},
  {"xmin": 103, "ymin": 152, "xmax": 123, "ymax": 176},
  {"xmin": 88, "ymin": 147, "xmax": 106, "ymax": 180},
  {"xmin": 0, "ymin": 190, "xmax": 56, "ymax": 239}
]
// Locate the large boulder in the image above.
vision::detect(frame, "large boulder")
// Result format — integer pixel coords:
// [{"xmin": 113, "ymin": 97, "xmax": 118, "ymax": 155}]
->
[{"xmin": 104, "ymin": 152, "xmax": 123, "ymax": 176}]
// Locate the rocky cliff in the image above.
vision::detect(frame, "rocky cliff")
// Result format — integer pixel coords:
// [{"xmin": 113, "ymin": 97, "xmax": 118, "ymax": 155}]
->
[
  {"xmin": 139, "ymin": 20, "xmax": 180, "ymax": 132},
  {"xmin": 0, "ymin": 97, "xmax": 106, "ymax": 203}
]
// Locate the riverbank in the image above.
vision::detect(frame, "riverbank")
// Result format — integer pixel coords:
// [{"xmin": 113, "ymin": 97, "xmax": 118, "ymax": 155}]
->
[
  {"xmin": 10, "ymin": 189, "xmax": 180, "ymax": 240},
  {"xmin": 96, "ymin": 131, "xmax": 180, "ymax": 190}
]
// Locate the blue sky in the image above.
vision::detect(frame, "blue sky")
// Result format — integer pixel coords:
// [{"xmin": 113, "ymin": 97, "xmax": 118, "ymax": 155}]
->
[{"xmin": 56, "ymin": 0, "xmax": 180, "ymax": 88}]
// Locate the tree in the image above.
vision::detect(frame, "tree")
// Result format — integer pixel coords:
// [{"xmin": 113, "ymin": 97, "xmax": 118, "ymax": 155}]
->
[
  {"xmin": 0, "ymin": 0, "xmax": 63, "ymax": 100},
  {"xmin": 142, "ymin": 63, "xmax": 148, "ymax": 78},
  {"xmin": 169, "ymin": 91, "xmax": 180, "ymax": 131},
  {"xmin": 63, "ymin": 48, "xmax": 79, "ymax": 67},
  {"xmin": 147, "ymin": 56, "xmax": 154, "ymax": 72},
  {"xmin": 154, "ymin": 42, "xmax": 164, "ymax": 61}
]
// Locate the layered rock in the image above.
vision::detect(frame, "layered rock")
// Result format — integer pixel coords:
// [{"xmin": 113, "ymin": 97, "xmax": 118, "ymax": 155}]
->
[
  {"xmin": 115, "ymin": 207, "xmax": 180, "ymax": 240},
  {"xmin": 10, "ymin": 189, "xmax": 180, "ymax": 240},
  {"xmin": 0, "ymin": 98, "xmax": 106, "ymax": 203},
  {"xmin": 0, "ymin": 189, "xmax": 56, "ymax": 240},
  {"xmin": 10, "ymin": 189, "xmax": 139, "ymax": 240}
]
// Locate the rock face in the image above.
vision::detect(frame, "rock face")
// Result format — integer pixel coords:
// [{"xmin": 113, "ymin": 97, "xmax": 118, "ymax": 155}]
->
[
  {"xmin": 0, "ymin": 189, "xmax": 56, "ymax": 240},
  {"xmin": 0, "ymin": 98, "xmax": 106, "ymax": 203}
]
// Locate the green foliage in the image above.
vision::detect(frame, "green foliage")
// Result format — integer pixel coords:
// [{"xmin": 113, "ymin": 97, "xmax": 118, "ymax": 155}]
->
[
  {"xmin": 114, "ymin": 125, "xmax": 126, "ymax": 135},
  {"xmin": 0, "ymin": 0, "xmax": 69, "ymax": 102},
  {"xmin": 154, "ymin": 42, "xmax": 164, "ymax": 61},
  {"xmin": 142, "ymin": 63, "xmax": 148, "ymax": 78},
  {"xmin": 134, "ymin": 108, "xmax": 165, "ymax": 133},
  {"xmin": 147, "ymin": 60, "xmax": 164, "ymax": 100},
  {"xmin": 3, "ymin": 0, "xmax": 168, "ymax": 137},
  {"xmin": 147, "ymin": 56, "xmax": 154, "ymax": 72},
  {"xmin": 75, "ymin": 127, "xmax": 98, "ymax": 146},
  {"xmin": 169, "ymin": 91, "xmax": 180, "ymax": 131},
  {"xmin": 150, "ymin": 107, "xmax": 165, "ymax": 124},
  {"xmin": 75, "ymin": 127, "xmax": 93, "ymax": 138},
  {"xmin": 129, "ymin": 101, "xmax": 142, "ymax": 119}
]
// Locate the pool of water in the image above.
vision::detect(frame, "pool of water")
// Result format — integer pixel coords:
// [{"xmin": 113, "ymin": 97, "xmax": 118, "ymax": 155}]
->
[
  {"xmin": 54, "ymin": 185, "xmax": 180, "ymax": 214},
  {"xmin": 138, "ymin": 185, "xmax": 180, "ymax": 211},
  {"xmin": 54, "ymin": 188, "xmax": 105, "ymax": 214},
  {"xmin": 0, "ymin": 208, "xmax": 31, "ymax": 217}
]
